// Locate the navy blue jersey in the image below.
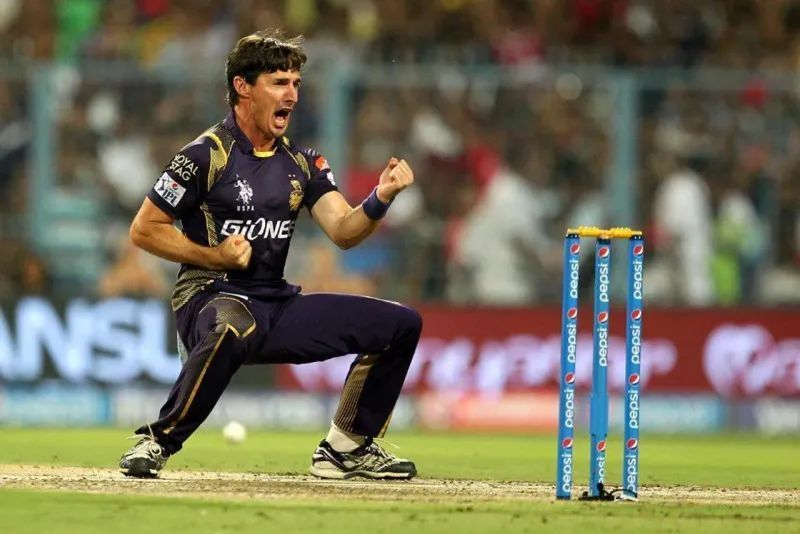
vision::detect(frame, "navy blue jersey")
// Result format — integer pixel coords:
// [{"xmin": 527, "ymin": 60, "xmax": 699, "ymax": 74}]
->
[{"xmin": 148, "ymin": 112, "xmax": 338, "ymax": 309}]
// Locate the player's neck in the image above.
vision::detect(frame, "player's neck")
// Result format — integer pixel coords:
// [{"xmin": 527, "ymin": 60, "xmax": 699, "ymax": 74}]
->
[{"xmin": 232, "ymin": 106, "xmax": 278, "ymax": 152}]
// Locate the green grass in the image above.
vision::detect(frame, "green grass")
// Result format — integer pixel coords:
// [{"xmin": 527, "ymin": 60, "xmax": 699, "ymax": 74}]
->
[
  {"xmin": 1, "ymin": 428, "xmax": 798, "ymax": 533},
  {"xmin": 2, "ymin": 488, "xmax": 798, "ymax": 534}
]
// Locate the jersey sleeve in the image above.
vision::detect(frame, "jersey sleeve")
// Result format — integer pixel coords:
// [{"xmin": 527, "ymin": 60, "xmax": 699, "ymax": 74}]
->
[
  {"xmin": 300, "ymin": 148, "xmax": 339, "ymax": 210},
  {"xmin": 147, "ymin": 136, "xmax": 217, "ymax": 219}
]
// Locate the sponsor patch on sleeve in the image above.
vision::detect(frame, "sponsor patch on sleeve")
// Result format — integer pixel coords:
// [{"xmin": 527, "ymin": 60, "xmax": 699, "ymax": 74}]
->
[
  {"xmin": 315, "ymin": 155, "xmax": 330, "ymax": 171},
  {"xmin": 168, "ymin": 153, "xmax": 199, "ymax": 181},
  {"xmin": 154, "ymin": 173, "xmax": 187, "ymax": 207}
]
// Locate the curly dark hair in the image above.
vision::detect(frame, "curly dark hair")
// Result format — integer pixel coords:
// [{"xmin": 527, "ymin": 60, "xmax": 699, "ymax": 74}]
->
[{"xmin": 225, "ymin": 29, "xmax": 307, "ymax": 108}]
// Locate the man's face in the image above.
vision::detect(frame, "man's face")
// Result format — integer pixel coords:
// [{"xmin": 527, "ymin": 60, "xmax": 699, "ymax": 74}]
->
[{"xmin": 247, "ymin": 70, "xmax": 301, "ymax": 140}]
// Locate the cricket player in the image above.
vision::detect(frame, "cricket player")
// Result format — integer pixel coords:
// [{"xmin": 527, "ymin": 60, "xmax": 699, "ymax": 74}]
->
[{"xmin": 118, "ymin": 30, "xmax": 421, "ymax": 480}]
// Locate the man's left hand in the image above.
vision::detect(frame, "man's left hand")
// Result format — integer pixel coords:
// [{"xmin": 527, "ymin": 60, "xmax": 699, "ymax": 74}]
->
[{"xmin": 376, "ymin": 158, "xmax": 414, "ymax": 203}]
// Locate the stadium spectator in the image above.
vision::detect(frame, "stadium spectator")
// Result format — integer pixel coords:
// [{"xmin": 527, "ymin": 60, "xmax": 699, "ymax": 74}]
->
[
  {"xmin": 97, "ymin": 238, "xmax": 169, "ymax": 299},
  {"xmin": 651, "ymin": 156, "xmax": 715, "ymax": 305}
]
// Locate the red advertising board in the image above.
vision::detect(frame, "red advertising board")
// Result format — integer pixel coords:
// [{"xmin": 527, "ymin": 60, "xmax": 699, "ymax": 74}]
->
[{"xmin": 278, "ymin": 306, "xmax": 800, "ymax": 398}]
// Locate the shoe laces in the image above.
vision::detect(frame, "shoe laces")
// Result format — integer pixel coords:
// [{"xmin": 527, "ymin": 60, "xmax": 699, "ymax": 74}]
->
[
  {"xmin": 365, "ymin": 437, "xmax": 399, "ymax": 460},
  {"xmin": 126, "ymin": 425, "xmax": 163, "ymax": 457}
]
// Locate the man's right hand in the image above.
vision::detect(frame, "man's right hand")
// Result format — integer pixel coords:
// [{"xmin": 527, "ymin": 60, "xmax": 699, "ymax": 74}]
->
[{"xmin": 214, "ymin": 234, "xmax": 252, "ymax": 270}]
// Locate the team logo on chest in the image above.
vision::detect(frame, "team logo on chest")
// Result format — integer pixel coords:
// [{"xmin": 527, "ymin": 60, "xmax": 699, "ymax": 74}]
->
[
  {"xmin": 289, "ymin": 179, "xmax": 304, "ymax": 212},
  {"xmin": 235, "ymin": 176, "xmax": 254, "ymax": 212}
]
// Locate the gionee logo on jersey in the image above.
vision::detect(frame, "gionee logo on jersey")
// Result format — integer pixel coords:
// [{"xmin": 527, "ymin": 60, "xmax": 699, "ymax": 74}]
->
[{"xmin": 221, "ymin": 219, "xmax": 295, "ymax": 240}]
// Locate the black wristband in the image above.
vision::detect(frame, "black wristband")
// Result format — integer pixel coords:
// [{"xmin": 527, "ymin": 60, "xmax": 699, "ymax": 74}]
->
[{"xmin": 361, "ymin": 187, "xmax": 392, "ymax": 220}]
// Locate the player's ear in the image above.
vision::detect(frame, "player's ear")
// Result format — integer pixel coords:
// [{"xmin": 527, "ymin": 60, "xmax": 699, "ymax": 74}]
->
[{"xmin": 233, "ymin": 75, "xmax": 251, "ymax": 100}]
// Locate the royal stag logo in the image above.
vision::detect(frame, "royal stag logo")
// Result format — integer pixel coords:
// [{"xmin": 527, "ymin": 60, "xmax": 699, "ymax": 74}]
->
[{"xmin": 289, "ymin": 179, "xmax": 304, "ymax": 212}]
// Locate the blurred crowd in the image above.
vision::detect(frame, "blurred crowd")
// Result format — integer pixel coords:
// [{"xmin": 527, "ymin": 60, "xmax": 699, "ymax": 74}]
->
[{"xmin": 0, "ymin": 0, "xmax": 798, "ymax": 306}]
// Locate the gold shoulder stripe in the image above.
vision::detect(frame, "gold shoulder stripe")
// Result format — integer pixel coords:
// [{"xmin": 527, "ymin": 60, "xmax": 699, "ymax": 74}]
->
[
  {"xmin": 200, "ymin": 123, "xmax": 236, "ymax": 190},
  {"xmin": 204, "ymin": 131, "xmax": 228, "ymax": 191},
  {"xmin": 205, "ymin": 131, "xmax": 226, "ymax": 155},
  {"xmin": 208, "ymin": 143, "xmax": 227, "ymax": 190},
  {"xmin": 288, "ymin": 149, "xmax": 310, "ymax": 179}
]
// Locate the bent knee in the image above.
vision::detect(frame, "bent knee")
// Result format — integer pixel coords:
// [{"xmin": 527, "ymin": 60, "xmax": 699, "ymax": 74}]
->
[{"xmin": 397, "ymin": 306, "xmax": 423, "ymax": 337}]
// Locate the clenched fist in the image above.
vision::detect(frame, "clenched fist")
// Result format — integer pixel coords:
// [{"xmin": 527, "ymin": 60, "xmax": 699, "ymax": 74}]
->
[
  {"xmin": 376, "ymin": 158, "xmax": 414, "ymax": 203},
  {"xmin": 214, "ymin": 234, "xmax": 252, "ymax": 270}
]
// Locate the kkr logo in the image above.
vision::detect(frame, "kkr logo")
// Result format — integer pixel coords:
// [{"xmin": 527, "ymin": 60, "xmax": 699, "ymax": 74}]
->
[{"xmin": 289, "ymin": 179, "xmax": 304, "ymax": 212}]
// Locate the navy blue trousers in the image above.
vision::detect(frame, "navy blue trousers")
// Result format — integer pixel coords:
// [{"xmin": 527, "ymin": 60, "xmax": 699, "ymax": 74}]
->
[{"xmin": 137, "ymin": 291, "xmax": 423, "ymax": 455}]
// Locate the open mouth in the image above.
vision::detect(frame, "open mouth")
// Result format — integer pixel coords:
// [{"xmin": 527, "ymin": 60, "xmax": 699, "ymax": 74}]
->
[{"xmin": 273, "ymin": 108, "xmax": 292, "ymax": 128}]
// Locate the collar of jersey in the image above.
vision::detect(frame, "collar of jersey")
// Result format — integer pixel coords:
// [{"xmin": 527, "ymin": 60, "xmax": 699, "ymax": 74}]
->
[{"xmin": 224, "ymin": 111, "xmax": 282, "ymax": 158}]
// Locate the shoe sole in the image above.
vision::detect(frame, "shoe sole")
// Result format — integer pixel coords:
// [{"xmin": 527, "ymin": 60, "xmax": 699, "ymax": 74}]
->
[
  {"xmin": 119, "ymin": 458, "xmax": 161, "ymax": 478},
  {"xmin": 309, "ymin": 464, "xmax": 416, "ymax": 480},
  {"xmin": 120, "ymin": 468, "xmax": 159, "ymax": 478}
]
